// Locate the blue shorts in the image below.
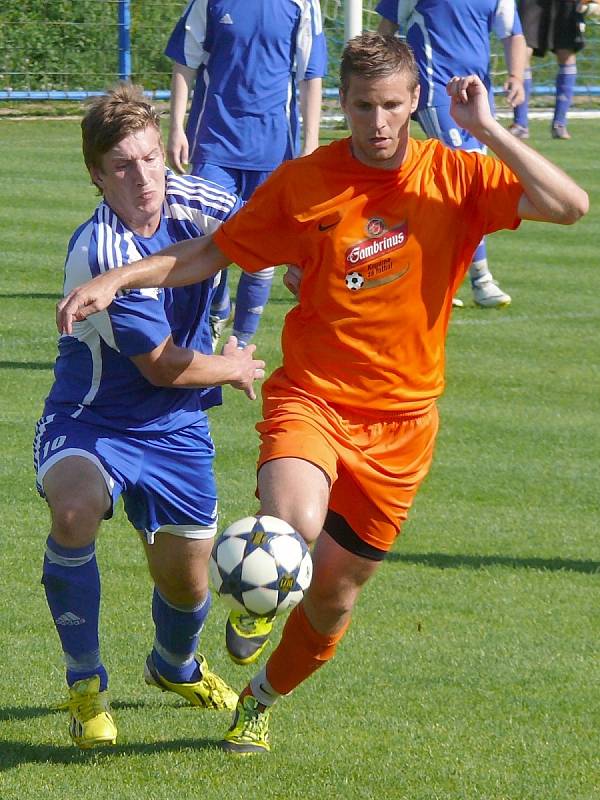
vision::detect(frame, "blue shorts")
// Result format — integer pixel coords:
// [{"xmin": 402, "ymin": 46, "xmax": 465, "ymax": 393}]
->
[
  {"xmin": 415, "ymin": 104, "xmax": 490, "ymax": 153},
  {"xmin": 33, "ymin": 415, "xmax": 218, "ymax": 542},
  {"xmin": 190, "ymin": 162, "xmax": 271, "ymax": 203}
]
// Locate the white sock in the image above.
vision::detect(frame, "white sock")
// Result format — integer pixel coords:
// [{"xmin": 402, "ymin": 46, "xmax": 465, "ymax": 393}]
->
[
  {"xmin": 468, "ymin": 259, "xmax": 494, "ymax": 287},
  {"xmin": 250, "ymin": 667, "xmax": 281, "ymax": 707}
]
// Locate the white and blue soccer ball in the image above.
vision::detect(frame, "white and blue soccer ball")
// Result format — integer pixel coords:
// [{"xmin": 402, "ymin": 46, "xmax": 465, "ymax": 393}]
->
[{"xmin": 209, "ymin": 515, "xmax": 313, "ymax": 617}]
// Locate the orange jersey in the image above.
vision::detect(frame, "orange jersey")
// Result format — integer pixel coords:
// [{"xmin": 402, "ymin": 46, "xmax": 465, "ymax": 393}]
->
[{"xmin": 213, "ymin": 136, "xmax": 522, "ymax": 412}]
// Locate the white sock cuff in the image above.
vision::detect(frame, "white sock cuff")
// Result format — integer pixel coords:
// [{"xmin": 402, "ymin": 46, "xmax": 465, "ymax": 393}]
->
[
  {"xmin": 250, "ymin": 667, "xmax": 281, "ymax": 707},
  {"xmin": 468, "ymin": 259, "xmax": 493, "ymax": 284}
]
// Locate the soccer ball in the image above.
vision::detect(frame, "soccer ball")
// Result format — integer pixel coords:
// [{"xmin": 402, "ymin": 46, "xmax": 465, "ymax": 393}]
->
[
  {"xmin": 345, "ymin": 271, "xmax": 364, "ymax": 290},
  {"xmin": 209, "ymin": 515, "xmax": 313, "ymax": 617}
]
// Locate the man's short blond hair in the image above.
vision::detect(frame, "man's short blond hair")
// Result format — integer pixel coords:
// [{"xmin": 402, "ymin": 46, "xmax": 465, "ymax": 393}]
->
[
  {"xmin": 340, "ymin": 32, "xmax": 419, "ymax": 95},
  {"xmin": 81, "ymin": 82, "xmax": 162, "ymax": 174}
]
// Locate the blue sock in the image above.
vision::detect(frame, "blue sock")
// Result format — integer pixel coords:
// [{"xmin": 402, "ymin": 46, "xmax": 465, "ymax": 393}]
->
[
  {"xmin": 42, "ymin": 536, "xmax": 108, "ymax": 690},
  {"xmin": 151, "ymin": 589, "xmax": 211, "ymax": 683},
  {"xmin": 232, "ymin": 267, "xmax": 274, "ymax": 346},
  {"xmin": 513, "ymin": 69, "xmax": 532, "ymax": 128},
  {"xmin": 210, "ymin": 269, "xmax": 231, "ymax": 321},
  {"xmin": 554, "ymin": 64, "xmax": 577, "ymax": 127}
]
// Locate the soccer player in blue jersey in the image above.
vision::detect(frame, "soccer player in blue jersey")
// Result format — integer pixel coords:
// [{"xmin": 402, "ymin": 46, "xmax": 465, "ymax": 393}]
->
[
  {"xmin": 165, "ymin": 0, "xmax": 327, "ymax": 348},
  {"xmin": 33, "ymin": 83, "xmax": 265, "ymax": 750},
  {"xmin": 377, "ymin": 0, "xmax": 526, "ymax": 308}
]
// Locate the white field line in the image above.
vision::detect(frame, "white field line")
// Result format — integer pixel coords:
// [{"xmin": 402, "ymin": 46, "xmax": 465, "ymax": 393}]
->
[{"xmin": 450, "ymin": 309, "xmax": 600, "ymax": 325}]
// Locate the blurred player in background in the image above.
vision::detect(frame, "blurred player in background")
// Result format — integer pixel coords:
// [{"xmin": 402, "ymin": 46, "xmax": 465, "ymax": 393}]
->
[
  {"xmin": 511, "ymin": 0, "xmax": 592, "ymax": 140},
  {"xmin": 55, "ymin": 35, "xmax": 588, "ymax": 755},
  {"xmin": 34, "ymin": 83, "xmax": 264, "ymax": 749},
  {"xmin": 165, "ymin": 0, "xmax": 327, "ymax": 349},
  {"xmin": 377, "ymin": 0, "xmax": 526, "ymax": 308}
]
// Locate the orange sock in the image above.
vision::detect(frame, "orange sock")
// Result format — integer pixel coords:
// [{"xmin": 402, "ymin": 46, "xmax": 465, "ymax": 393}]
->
[{"xmin": 265, "ymin": 604, "xmax": 350, "ymax": 696}]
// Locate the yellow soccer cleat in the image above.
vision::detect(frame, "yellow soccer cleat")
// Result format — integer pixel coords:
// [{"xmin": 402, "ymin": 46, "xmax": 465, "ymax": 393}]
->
[
  {"xmin": 144, "ymin": 654, "xmax": 237, "ymax": 711},
  {"xmin": 221, "ymin": 694, "xmax": 271, "ymax": 755},
  {"xmin": 225, "ymin": 612, "xmax": 275, "ymax": 665},
  {"xmin": 63, "ymin": 675, "xmax": 117, "ymax": 750}
]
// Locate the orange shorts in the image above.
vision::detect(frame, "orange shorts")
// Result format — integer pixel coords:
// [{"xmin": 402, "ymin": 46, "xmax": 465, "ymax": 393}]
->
[{"xmin": 256, "ymin": 369, "xmax": 439, "ymax": 555}]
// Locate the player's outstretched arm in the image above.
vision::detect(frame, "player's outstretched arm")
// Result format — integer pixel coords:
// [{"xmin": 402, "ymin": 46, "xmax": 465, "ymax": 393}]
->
[
  {"xmin": 57, "ymin": 234, "xmax": 231, "ymax": 334},
  {"xmin": 447, "ymin": 75, "xmax": 589, "ymax": 225},
  {"xmin": 132, "ymin": 335, "xmax": 266, "ymax": 401}
]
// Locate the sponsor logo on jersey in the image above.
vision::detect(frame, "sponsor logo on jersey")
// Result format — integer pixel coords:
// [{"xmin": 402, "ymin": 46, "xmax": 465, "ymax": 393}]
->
[
  {"xmin": 366, "ymin": 217, "xmax": 386, "ymax": 237},
  {"xmin": 343, "ymin": 219, "xmax": 410, "ymax": 292},
  {"xmin": 345, "ymin": 221, "xmax": 408, "ymax": 269}
]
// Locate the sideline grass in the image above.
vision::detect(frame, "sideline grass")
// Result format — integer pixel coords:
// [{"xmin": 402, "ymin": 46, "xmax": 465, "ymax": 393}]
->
[{"xmin": 0, "ymin": 118, "xmax": 598, "ymax": 800}]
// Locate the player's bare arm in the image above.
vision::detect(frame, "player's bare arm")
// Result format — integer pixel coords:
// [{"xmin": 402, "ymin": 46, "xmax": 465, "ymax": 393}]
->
[
  {"xmin": 167, "ymin": 62, "xmax": 196, "ymax": 172},
  {"xmin": 501, "ymin": 33, "xmax": 526, "ymax": 107},
  {"xmin": 57, "ymin": 234, "xmax": 230, "ymax": 334},
  {"xmin": 132, "ymin": 335, "xmax": 265, "ymax": 401},
  {"xmin": 447, "ymin": 75, "xmax": 589, "ymax": 225},
  {"xmin": 299, "ymin": 78, "xmax": 323, "ymax": 156}
]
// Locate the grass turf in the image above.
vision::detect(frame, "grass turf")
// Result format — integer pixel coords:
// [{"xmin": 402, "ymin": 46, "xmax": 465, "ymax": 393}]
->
[{"xmin": 0, "ymin": 118, "xmax": 598, "ymax": 800}]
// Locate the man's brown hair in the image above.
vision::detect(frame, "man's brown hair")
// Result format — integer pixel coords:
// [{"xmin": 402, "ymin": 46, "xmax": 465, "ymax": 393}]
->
[
  {"xmin": 339, "ymin": 32, "xmax": 419, "ymax": 95},
  {"xmin": 81, "ymin": 82, "xmax": 162, "ymax": 175}
]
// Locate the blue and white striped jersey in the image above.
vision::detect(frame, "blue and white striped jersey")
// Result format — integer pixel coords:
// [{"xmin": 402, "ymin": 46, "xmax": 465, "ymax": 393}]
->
[
  {"xmin": 376, "ymin": 0, "xmax": 522, "ymax": 109},
  {"xmin": 43, "ymin": 171, "xmax": 242, "ymax": 434},
  {"xmin": 165, "ymin": 0, "xmax": 328, "ymax": 171}
]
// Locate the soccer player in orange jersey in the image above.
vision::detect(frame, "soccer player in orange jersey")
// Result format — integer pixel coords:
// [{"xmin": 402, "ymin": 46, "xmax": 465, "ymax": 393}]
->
[{"xmin": 57, "ymin": 33, "xmax": 588, "ymax": 755}]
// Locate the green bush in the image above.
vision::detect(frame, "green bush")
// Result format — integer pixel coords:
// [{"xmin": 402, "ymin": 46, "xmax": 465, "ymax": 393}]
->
[{"xmin": 0, "ymin": 0, "xmax": 183, "ymax": 91}]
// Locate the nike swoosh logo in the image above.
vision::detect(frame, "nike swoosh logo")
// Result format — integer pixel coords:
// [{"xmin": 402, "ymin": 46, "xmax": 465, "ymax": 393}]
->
[{"xmin": 318, "ymin": 213, "xmax": 342, "ymax": 232}]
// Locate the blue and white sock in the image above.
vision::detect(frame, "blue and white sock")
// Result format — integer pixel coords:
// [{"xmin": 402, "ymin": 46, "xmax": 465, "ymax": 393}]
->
[
  {"xmin": 554, "ymin": 63, "xmax": 577, "ymax": 127},
  {"xmin": 42, "ymin": 535, "xmax": 107, "ymax": 690},
  {"xmin": 468, "ymin": 242, "xmax": 492, "ymax": 286},
  {"xmin": 210, "ymin": 269, "xmax": 231, "ymax": 321},
  {"xmin": 150, "ymin": 589, "xmax": 211, "ymax": 683},
  {"xmin": 232, "ymin": 267, "xmax": 275, "ymax": 347}
]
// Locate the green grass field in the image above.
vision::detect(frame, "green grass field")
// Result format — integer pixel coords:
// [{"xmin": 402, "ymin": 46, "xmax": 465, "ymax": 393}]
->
[{"xmin": 0, "ymin": 117, "xmax": 598, "ymax": 800}]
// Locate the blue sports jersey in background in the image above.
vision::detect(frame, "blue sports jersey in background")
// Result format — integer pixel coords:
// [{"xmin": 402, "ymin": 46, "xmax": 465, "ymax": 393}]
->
[
  {"xmin": 165, "ymin": 0, "xmax": 328, "ymax": 171},
  {"xmin": 376, "ymin": 0, "xmax": 522, "ymax": 110},
  {"xmin": 43, "ymin": 172, "xmax": 242, "ymax": 434}
]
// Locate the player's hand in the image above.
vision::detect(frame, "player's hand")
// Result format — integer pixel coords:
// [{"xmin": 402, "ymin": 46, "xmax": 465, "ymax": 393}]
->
[
  {"xmin": 167, "ymin": 128, "xmax": 190, "ymax": 174},
  {"xmin": 503, "ymin": 75, "xmax": 525, "ymax": 108},
  {"xmin": 447, "ymin": 74, "xmax": 496, "ymax": 138},
  {"xmin": 283, "ymin": 265, "xmax": 302, "ymax": 299},
  {"xmin": 56, "ymin": 272, "xmax": 121, "ymax": 335},
  {"xmin": 221, "ymin": 336, "xmax": 266, "ymax": 400}
]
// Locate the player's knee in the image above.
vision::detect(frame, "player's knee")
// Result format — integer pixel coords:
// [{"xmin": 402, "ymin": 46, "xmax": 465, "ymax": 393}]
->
[
  {"xmin": 49, "ymin": 493, "xmax": 105, "ymax": 544},
  {"xmin": 296, "ymin": 506, "xmax": 327, "ymax": 544},
  {"xmin": 155, "ymin": 578, "xmax": 209, "ymax": 609},
  {"xmin": 268, "ymin": 503, "xmax": 324, "ymax": 545}
]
